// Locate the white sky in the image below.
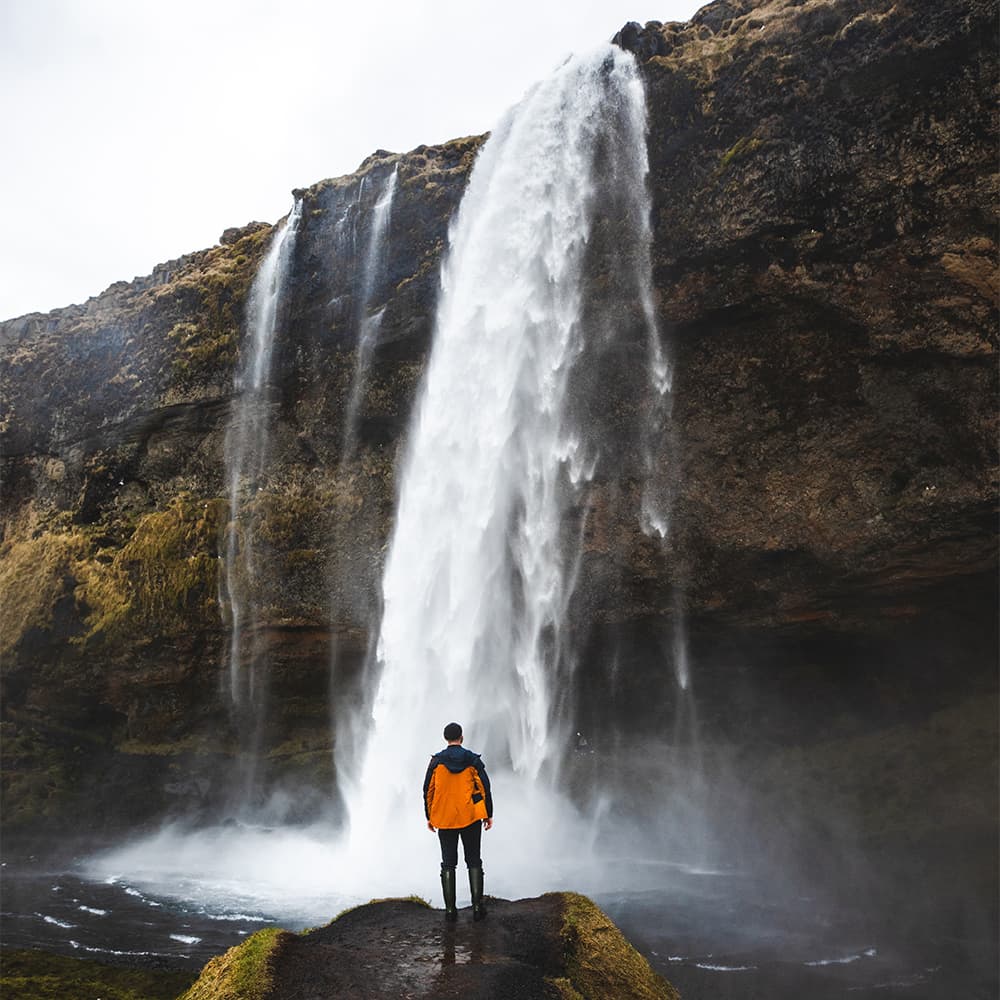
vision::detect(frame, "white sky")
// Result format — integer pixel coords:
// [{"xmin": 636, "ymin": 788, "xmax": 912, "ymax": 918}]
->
[{"xmin": 1, "ymin": 1, "xmax": 700, "ymax": 320}]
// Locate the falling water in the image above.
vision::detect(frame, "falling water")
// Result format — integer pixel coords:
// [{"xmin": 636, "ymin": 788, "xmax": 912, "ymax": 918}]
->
[
  {"xmin": 85, "ymin": 38, "xmax": 715, "ymax": 926},
  {"xmin": 344, "ymin": 45, "xmax": 657, "ymax": 868},
  {"xmin": 341, "ymin": 166, "xmax": 398, "ymax": 458},
  {"xmin": 219, "ymin": 201, "xmax": 301, "ymax": 799}
]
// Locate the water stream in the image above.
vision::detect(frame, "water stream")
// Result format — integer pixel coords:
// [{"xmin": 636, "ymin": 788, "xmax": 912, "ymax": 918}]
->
[
  {"xmin": 341, "ymin": 166, "xmax": 398, "ymax": 459},
  {"xmin": 218, "ymin": 199, "xmax": 302, "ymax": 805}
]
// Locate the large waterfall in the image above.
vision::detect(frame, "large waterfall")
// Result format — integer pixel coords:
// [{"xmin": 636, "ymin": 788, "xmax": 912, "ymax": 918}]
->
[
  {"xmin": 343, "ymin": 43, "xmax": 665, "ymax": 883},
  {"xmin": 87, "ymin": 39, "xmax": 679, "ymax": 918}
]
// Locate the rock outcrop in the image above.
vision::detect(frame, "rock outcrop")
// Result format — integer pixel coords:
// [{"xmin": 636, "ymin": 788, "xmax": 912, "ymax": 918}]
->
[
  {"xmin": 0, "ymin": 0, "xmax": 996, "ymax": 914},
  {"xmin": 178, "ymin": 894, "xmax": 678, "ymax": 1000}
]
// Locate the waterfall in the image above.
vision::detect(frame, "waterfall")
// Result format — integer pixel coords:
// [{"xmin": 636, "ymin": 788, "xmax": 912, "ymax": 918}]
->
[
  {"xmin": 219, "ymin": 200, "xmax": 301, "ymax": 803},
  {"xmin": 87, "ymin": 40, "xmax": 704, "ymax": 917},
  {"xmin": 344, "ymin": 44, "xmax": 657, "ymax": 861},
  {"xmin": 341, "ymin": 166, "xmax": 398, "ymax": 459}
]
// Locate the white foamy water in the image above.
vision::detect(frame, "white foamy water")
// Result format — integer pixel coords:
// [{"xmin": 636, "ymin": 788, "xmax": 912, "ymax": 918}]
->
[
  {"xmin": 83, "ymin": 817, "xmax": 700, "ymax": 928},
  {"xmin": 343, "ymin": 44, "xmax": 654, "ymax": 876},
  {"xmin": 806, "ymin": 947, "xmax": 878, "ymax": 966},
  {"xmin": 69, "ymin": 940, "xmax": 181, "ymax": 960}
]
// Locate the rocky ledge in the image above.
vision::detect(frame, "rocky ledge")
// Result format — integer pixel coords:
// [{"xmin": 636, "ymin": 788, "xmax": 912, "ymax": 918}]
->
[{"xmin": 179, "ymin": 893, "xmax": 677, "ymax": 1000}]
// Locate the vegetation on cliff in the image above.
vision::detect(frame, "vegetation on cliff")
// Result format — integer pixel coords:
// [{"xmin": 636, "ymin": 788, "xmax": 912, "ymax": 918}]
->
[
  {"xmin": 552, "ymin": 893, "xmax": 678, "ymax": 1000},
  {"xmin": 178, "ymin": 928, "xmax": 289, "ymax": 1000}
]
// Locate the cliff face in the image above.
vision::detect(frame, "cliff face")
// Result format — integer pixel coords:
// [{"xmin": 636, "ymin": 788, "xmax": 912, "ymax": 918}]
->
[
  {"xmin": 0, "ymin": 139, "xmax": 483, "ymax": 827},
  {"xmin": 1, "ymin": 0, "xmax": 996, "ymax": 870}
]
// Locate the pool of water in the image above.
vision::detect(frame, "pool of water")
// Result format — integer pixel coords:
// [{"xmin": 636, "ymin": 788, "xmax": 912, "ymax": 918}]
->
[{"xmin": 1, "ymin": 837, "xmax": 995, "ymax": 999}]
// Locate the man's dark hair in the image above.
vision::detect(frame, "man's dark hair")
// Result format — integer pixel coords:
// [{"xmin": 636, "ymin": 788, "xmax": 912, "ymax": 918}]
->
[{"xmin": 443, "ymin": 722, "xmax": 463, "ymax": 741}]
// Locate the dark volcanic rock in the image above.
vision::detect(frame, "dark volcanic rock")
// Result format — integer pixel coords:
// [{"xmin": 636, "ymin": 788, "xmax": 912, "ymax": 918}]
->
[{"xmin": 179, "ymin": 894, "xmax": 677, "ymax": 1000}]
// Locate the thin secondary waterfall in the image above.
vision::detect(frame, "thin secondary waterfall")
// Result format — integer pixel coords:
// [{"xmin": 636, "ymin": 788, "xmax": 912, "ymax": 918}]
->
[
  {"xmin": 341, "ymin": 166, "xmax": 398, "ymax": 458},
  {"xmin": 219, "ymin": 201, "xmax": 301, "ymax": 760},
  {"xmin": 345, "ymin": 45, "xmax": 656, "ymax": 852}
]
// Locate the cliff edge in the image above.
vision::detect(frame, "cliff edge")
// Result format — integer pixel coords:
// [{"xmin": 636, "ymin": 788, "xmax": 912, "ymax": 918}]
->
[{"xmin": 178, "ymin": 893, "xmax": 678, "ymax": 1000}]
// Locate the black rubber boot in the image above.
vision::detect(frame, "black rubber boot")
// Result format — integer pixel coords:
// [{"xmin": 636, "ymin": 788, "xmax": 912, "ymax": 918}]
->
[
  {"xmin": 469, "ymin": 865, "xmax": 487, "ymax": 921},
  {"xmin": 441, "ymin": 867, "xmax": 458, "ymax": 922}
]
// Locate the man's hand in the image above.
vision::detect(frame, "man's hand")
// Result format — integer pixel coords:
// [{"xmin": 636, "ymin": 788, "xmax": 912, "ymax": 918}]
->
[
  {"xmin": 427, "ymin": 821, "xmax": 436, "ymax": 832},
  {"xmin": 483, "ymin": 818, "xmax": 493, "ymax": 831}
]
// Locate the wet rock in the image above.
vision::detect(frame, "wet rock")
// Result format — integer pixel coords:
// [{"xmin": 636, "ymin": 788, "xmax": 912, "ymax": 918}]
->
[{"xmin": 179, "ymin": 894, "xmax": 678, "ymax": 1000}]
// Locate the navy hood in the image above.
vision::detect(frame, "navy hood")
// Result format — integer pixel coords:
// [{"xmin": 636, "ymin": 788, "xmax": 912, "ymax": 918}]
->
[{"xmin": 431, "ymin": 745, "xmax": 483, "ymax": 774}]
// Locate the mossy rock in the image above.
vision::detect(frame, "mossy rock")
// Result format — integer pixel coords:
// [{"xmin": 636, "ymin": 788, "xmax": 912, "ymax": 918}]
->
[
  {"xmin": 554, "ymin": 892, "xmax": 679, "ymax": 1000},
  {"xmin": 79, "ymin": 493, "xmax": 225, "ymax": 643},
  {"xmin": 0, "ymin": 493, "xmax": 223, "ymax": 657},
  {"xmin": 179, "ymin": 927, "xmax": 291, "ymax": 1000},
  {"xmin": 0, "ymin": 948, "xmax": 195, "ymax": 1000},
  {"xmin": 166, "ymin": 225, "xmax": 273, "ymax": 387},
  {"xmin": 718, "ymin": 134, "xmax": 762, "ymax": 171},
  {"xmin": 0, "ymin": 721, "xmax": 71, "ymax": 826},
  {"xmin": 179, "ymin": 893, "xmax": 676, "ymax": 998}
]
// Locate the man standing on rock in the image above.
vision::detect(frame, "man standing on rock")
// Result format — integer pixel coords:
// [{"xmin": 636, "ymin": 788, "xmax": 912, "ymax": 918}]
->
[{"xmin": 423, "ymin": 722, "xmax": 493, "ymax": 922}]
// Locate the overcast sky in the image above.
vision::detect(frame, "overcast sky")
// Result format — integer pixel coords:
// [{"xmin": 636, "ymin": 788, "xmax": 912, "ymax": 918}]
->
[{"xmin": 1, "ymin": 1, "xmax": 700, "ymax": 320}]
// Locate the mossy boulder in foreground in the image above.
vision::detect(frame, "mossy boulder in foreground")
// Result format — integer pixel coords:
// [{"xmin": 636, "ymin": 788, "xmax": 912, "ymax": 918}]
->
[{"xmin": 179, "ymin": 892, "xmax": 678, "ymax": 999}]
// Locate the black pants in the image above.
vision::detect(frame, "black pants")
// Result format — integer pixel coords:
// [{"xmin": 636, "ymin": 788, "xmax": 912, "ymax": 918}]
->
[{"xmin": 438, "ymin": 820, "xmax": 483, "ymax": 870}]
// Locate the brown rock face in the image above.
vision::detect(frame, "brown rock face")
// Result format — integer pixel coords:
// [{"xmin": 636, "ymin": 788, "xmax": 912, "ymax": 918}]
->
[{"xmin": 0, "ymin": 0, "xmax": 995, "ymax": 912}]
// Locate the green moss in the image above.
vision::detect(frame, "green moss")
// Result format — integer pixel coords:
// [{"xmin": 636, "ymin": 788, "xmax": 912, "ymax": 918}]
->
[
  {"xmin": 0, "ymin": 948, "xmax": 194, "ymax": 1000},
  {"xmin": 719, "ymin": 135, "xmax": 762, "ymax": 170},
  {"xmin": 0, "ymin": 722, "xmax": 70, "ymax": 826},
  {"xmin": 556, "ymin": 893, "xmax": 679, "ymax": 1000},
  {"xmin": 179, "ymin": 927, "xmax": 289, "ymax": 1000},
  {"xmin": 328, "ymin": 896, "xmax": 431, "ymax": 924},
  {"xmin": 546, "ymin": 977, "xmax": 585, "ymax": 999},
  {"xmin": 0, "ymin": 524, "xmax": 86, "ymax": 659},
  {"xmin": 78, "ymin": 494, "xmax": 225, "ymax": 643},
  {"xmin": 167, "ymin": 225, "xmax": 272, "ymax": 386},
  {"xmin": 367, "ymin": 895, "xmax": 431, "ymax": 908},
  {"xmin": 0, "ymin": 493, "xmax": 225, "ymax": 655}
]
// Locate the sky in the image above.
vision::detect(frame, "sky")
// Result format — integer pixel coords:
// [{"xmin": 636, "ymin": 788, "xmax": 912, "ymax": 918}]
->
[{"xmin": 1, "ymin": 0, "xmax": 701, "ymax": 320}]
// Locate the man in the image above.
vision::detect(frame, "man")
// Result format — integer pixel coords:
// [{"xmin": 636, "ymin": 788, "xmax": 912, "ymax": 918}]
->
[{"xmin": 423, "ymin": 722, "xmax": 493, "ymax": 922}]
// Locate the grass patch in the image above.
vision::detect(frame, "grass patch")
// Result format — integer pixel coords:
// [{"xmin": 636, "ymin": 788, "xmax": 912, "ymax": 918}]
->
[
  {"xmin": 719, "ymin": 135, "xmax": 762, "ymax": 170},
  {"xmin": 556, "ymin": 892, "xmax": 679, "ymax": 1000},
  {"xmin": 0, "ymin": 948, "xmax": 195, "ymax": 1000},
  {"xmin": 179, "ymin": 927, "xmax": 289, "ymax": 1000},
  {"xmin": 326, "ymin": 895, "xmax": 432, "ymax": 925}
]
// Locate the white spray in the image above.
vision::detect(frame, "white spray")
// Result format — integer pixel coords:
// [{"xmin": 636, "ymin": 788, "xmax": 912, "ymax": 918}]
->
[{"xmin": 343, "ymin": 45, "xmax": 655, "ymax": 884}]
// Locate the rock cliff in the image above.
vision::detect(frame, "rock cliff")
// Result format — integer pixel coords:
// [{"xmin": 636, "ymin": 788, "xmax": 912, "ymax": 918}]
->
[{"xmin": 1, "ymin": 0, "xmax": 996, "ymax": 911}]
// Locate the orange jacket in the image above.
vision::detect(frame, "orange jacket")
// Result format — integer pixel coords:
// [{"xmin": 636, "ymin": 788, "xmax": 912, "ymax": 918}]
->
[{"xmin": 423, "ymin": 746, "xmax": 492, "ymax": 829}]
